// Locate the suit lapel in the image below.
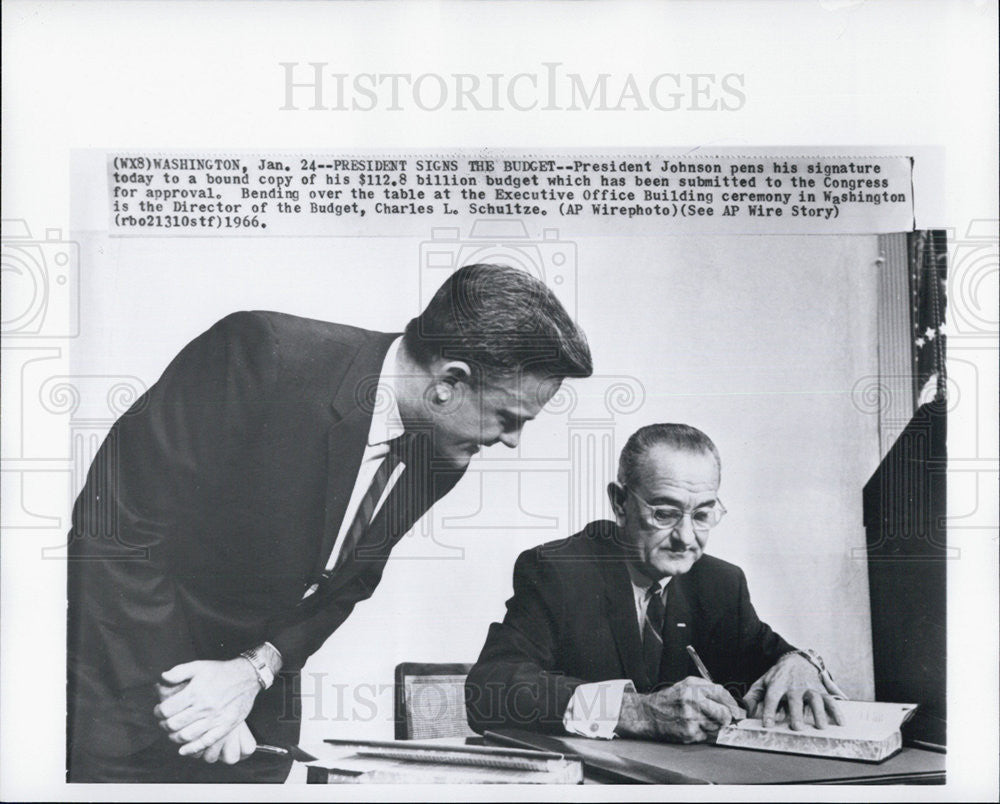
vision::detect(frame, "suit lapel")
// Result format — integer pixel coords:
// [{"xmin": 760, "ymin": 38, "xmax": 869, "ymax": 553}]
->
[
  {"xmin": 597, "ymin": 533, "xmax": 647, "ymax": 690},
  {"xmin": 593, "ymin": 527, "xmax": 701, "ymax": 690},
  {"xmin": 660, "ymin": 574, "xmax": 696, "ymax": 685},
  {"xmin": 314, "ymin": 332, "xmax": 398, "ymax": 581}
]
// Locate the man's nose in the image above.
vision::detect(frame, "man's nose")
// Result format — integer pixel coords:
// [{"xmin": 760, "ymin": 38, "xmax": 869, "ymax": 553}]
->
[{"xmin": 670, "ymin": 516, "xmax": 698, "ymax": 547}]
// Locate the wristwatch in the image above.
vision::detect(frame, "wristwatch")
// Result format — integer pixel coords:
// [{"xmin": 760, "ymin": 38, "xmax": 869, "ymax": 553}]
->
[
  {"xmin": 240, "ymin": 645, "xmax": 276, "ymax": 690},
  {"xmin": 781, "ymin": 648, "xmax": 847, "ymax": 698},
  {"xmin": 786, "ymin": 648, "xmax": 828, "ymax": 675}
]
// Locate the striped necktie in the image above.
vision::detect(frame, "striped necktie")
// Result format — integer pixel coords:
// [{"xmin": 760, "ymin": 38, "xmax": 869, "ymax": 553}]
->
[
  {"xmin": 642, "ymin": 582, "xmax": 666, "ymax": 688},
  {"xmin": 330, "ymin": 434, "xmax": 411, "ymax": 575}
]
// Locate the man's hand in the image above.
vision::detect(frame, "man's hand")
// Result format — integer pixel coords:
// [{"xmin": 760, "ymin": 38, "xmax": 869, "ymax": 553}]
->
[
  {"xmin": 616, "ymin": 677, "xmax": 746, "ymax": 743},
  {"xmin": 155, "ymin": 683, "xmax": 257, "ymax": 764},
  {"xmin": 153, "ymin": 658, "xmax": 260, "ymax": 756},
  {"xmin": 198, "ymin": 721, "xmax": 258, "ymax": 765},
  {"xmin": 743, "ymin": 653, "xmax": 843, "ymax": 730}
]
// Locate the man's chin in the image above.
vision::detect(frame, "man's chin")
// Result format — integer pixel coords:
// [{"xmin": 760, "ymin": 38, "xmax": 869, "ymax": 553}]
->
[
  {"xmin": 439, "ymin": 448, "xmax": 475, "ymax": 469},
  {"xmin": 655, "ymin": 552, "xmax": 700, "ymax": 576}
]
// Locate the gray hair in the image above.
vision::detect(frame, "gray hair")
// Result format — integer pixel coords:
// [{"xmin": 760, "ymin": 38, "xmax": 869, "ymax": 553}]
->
[{"xmin": 617, "ymin": 423, "xmax": 720, "ymax": 487}]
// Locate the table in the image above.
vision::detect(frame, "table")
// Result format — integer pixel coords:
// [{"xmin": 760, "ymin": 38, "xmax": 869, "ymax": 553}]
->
[{"xmin": 485, "ymin": 728, "xmax": 946, "ymax": 785}]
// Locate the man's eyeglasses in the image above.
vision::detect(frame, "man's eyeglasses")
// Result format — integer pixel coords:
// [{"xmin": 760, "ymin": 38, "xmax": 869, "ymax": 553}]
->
[{"xmin": 624, "ymin": 486, "xmax": 727, "ymax": 533}]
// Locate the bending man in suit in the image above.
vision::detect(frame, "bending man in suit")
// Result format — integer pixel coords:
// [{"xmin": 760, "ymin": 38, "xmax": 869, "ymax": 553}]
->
[
  {"xmin": 466, "ymin": 423, "xmax": 843, "ymax": 743},
  {"xmin": 67, "ymin": 263, "xmax": 592, "ymax": 782}
]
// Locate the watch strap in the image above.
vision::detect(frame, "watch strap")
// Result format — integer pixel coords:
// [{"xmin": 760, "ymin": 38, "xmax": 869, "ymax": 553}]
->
[{"xmin": 240, "ymin": 646, "xmax": 275, "ymax": 690}]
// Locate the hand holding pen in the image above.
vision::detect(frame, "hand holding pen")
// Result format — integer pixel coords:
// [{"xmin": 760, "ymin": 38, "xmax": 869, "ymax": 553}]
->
[
  {"xmin": 688, "ymin": 644, "xmax": 844, "ymax": 730},
  {"xmin": 686, "ymin": 644, "xmax": 747, "ymax": 723},
  {"xmin": 615, "ymin": 646, "xmax": 745, "ymax": 743}
]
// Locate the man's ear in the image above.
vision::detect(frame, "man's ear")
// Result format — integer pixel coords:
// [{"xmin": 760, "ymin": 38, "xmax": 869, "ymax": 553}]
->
[
  {"xmin": 608, "ymin": 482, "xmax": 627, "ymax": 525},
  {"xmin": 427, "ymin": 360, "xmax": 473, "ymax": 407},
  {"xmin": 438, "ymin": 360, "xmax": 473, "ymax": 387}
]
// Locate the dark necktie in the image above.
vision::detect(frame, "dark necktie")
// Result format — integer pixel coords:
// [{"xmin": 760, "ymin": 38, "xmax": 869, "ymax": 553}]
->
[
  {"xmin": 330, "ymin": 434, "xmax": 411, "ymax": 575},
  {"xmin": 302, "ymin": 432, "xmax": 464, "ymax": 612},
  {"xmin": 642, "ymin": 582, "xmax": 666, "ymax": 688}
]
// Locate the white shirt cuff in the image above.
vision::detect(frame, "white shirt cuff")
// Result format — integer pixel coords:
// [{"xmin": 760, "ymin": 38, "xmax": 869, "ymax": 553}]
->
[{"xmin": 562, "ymin": 679, "xmax": 636, "ymax": 739}]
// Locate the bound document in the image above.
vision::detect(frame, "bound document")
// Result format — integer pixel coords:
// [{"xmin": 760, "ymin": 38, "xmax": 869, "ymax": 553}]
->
[
  {"xmin": 716, "ymin": 701, "xmax": 919, "ymax": 762},
  {"xmin": 306, "ymin": 739, "xmax": 584, "ymax": 784}
]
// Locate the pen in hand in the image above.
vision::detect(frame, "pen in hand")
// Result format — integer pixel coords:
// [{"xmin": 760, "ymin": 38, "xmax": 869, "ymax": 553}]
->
[
  {"xmin": 685, "ymin": 644, "xmax": 714, "ymax": 683},
  {"xmin": 686, "ymin": 644, "xmax": 745, "ymax": 724}
]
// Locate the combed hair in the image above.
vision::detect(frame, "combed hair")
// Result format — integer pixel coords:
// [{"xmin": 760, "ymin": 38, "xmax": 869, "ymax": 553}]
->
[
  {"xmin": 617, "ymin": 423, "xmax": 721, "ymax": 487},
  {"xmin": 404, "ymin": 264, "xmax": 593, "ymax": 383}
]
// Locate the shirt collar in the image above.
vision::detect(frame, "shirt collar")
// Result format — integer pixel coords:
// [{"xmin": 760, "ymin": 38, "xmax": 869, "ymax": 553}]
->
[
  {"xmin": 625, "ymin": 561, "xmax": 671, "ymax": 597},
  {"xmin": 366, "ymin": 336, "xmax": 406, "ymax": 447}
]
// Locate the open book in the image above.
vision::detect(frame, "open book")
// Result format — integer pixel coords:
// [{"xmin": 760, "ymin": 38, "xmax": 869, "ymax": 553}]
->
[
  {"xmin": 715, "ymin": 701, "xmax": 918, "ymax": 762},
  {"xmin": 305, "ymin": 739, "xmax": 584, "ymax": 784}
]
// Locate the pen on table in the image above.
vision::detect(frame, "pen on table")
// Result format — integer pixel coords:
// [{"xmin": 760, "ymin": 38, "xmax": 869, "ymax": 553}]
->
[
  {"xmin": 255, "ymin": 743, "xmax": 317, "ymax": 762},
  {"xmin": 685, "ymin": 644, "xmax": 714, "ymax": 683}
]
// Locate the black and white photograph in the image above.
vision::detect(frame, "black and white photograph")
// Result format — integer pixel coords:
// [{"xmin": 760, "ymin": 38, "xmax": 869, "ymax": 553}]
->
[
  {"xmin": 44, "ymin": 149, "xmax": 971, "ymax": 787},
  {"xmin": 2, "ymin": 2, "xmax": 997, "ymax": 801}
]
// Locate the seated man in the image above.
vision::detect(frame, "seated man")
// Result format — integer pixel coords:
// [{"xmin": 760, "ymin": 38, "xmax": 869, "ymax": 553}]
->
[{"xmin": 466, "ymin": 423, "xmax": 843, "ymax": 742}]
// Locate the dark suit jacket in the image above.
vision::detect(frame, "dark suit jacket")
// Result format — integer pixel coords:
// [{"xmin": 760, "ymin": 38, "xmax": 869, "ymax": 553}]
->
[
  {"xmin": 67, "ymin": 311, "xmax": 463, "ymax": 760},
  {"xmin": 465, "ymin": 520, "xmax": 794, "ymax": 734}
]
